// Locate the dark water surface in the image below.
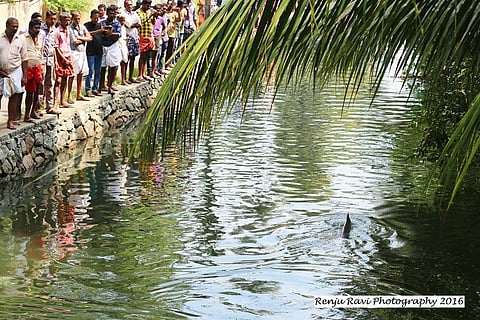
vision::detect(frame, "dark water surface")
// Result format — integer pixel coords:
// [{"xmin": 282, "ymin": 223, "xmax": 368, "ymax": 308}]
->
[{"xmin": 1, "ymin": 75, "xmax": 479, "ymax": 319}]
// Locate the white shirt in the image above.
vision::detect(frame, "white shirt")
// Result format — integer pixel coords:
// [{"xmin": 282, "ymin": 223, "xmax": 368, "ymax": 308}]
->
[
  {"xmin": 124, "ymin": 9, "xmax": 141, "ymax": 39},
  {"xmin": 0, "ymin": 32, "xmax": 27, "ymax": 73}
]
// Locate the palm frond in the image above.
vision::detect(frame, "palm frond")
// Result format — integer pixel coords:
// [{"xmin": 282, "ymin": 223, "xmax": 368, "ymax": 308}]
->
[{"xmin": 133, "ymin": 0, "xmax": 480, "ymax": 206}]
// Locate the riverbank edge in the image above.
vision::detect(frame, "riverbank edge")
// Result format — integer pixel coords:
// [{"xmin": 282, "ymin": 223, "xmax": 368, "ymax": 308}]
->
[{"xmin": 0, "ymin": 77, "xmax": 164, "ymax": 181}]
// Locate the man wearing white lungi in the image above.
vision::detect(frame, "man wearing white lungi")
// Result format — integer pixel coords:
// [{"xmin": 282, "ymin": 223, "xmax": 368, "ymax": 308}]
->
[
  {"xmin": 101, "ymin": 5, "xmax": 122, "ymax": 95},
  {"xmin": 68, "ymin": 11, "xmax": 92, "ymax": 102},
  {"xmin": 0, "ymin": 17, "xmax": 28, "ymax": 130}
]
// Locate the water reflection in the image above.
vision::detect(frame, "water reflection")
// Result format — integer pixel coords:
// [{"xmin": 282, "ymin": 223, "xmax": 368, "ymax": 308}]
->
[{"xmin": 0, "ymin": 74, "xmax": 479, "ymax": 319}]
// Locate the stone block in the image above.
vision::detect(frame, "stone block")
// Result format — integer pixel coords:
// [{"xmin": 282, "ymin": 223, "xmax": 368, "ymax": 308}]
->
[
  {"xmin": 24, "ymin": 134, "xmax": 34, "ymax": 153},
  {"xmin": 43, "ymin": 134, "xmax": 55, "ymax": 148},
  {"xmin": 33, "ymin": 145, "xmax": 45, "ymax": 156},
  {"xmin": 73, "ymin": 111, "xmax": 89, "ymax": 127},
  {"xmin": 22, "ymin": 154, "xmax": 35, "ymax": 170},
  {"xmin": 76, "ymin": 126, "xmax": 88, "ymax": 140},
  {"xmin": 2, "ymin": 159, "xmax": 13, "ymax": 174},
  {"xmin": 84, "ymin": 121, "xmax": 96, "ymax": 137},
  {"xmin": 0, "ymin": 146, "xmax": 8, "ymax": 161},
  {"xmin": 64, "ymin": 120, "xmax": 75, "ymax": 132},
  {"xmin": 34, "ymin": 156, "xmax": 45, "ymax": 165},
  {"xmin": 34, "ymin": 132, "xmax": 44, "ymax": 146}
]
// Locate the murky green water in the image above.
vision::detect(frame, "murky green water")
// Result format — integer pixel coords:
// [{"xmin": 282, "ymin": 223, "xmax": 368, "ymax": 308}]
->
[{"xmin": 0, "ymin": 75, "xmax": 479, "ymax": 319}]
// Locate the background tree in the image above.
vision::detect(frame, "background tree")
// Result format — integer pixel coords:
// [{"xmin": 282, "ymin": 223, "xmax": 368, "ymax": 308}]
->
[
  {"xmin": 134, "ymin": 0, "xmax": 480, "ymax": 208},
  {"xmin": 44, "ymin": 0, "xmax": 91, "ymax": 13}
]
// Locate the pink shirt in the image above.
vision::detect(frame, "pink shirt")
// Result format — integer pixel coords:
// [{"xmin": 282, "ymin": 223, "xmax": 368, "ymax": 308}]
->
[
  {"xmin": 0, "ymin": 31, "xmax": 27, "ymax": 73},
  {"xmin": 54, "ymin": 24, "xmax": 72, "ymax": 58}
]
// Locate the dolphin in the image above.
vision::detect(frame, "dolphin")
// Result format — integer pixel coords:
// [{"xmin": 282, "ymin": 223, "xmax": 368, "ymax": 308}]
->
[{"xmin": 341, "ymin": 214, "xmax": 352, "ymax": 238}]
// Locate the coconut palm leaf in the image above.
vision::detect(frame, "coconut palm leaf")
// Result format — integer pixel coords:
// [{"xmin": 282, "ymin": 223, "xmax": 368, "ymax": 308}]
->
[{"xmin": 134, "ymin": 0, "xmax": 480, "ymax": 205}]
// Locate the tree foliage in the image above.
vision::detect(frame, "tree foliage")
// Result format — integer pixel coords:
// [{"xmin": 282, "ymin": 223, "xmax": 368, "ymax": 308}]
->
[
  {"xmin": 44, "ymin": 0, "xmax": 91, "ymax": 13},
  {"xmin": 416, "ymin": 60, "xmax": 480, "ymax": 162},
  {"xmin": 134, "ymin": 0, "xmax": 480, "ymax": 208}
]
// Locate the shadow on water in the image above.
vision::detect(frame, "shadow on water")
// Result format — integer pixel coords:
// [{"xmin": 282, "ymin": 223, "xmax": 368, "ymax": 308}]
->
[{"xmin": 0, "ymin": 74, "xmax": 479, "ymax": 319}]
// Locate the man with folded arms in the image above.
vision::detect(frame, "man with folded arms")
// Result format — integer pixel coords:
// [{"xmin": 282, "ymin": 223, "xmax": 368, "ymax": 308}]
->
[
  {"xmin": 68, "ymin": 11, "xmax": 92, "ymax": 102},
  {"xmin": 123, "ymin": 0, "xmax": 141, "ymax": 83}
]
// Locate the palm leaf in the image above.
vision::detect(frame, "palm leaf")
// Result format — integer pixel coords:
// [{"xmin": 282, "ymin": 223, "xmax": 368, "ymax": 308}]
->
[{"xmin": 133, "ymin": 0, "xmax": 480, "ymax": 206}]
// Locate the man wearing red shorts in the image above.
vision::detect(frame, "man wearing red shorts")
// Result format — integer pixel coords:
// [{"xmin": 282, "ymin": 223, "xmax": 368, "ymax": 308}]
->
[
  {"xmin": 23, "ymin": 19, "xmax": 43, "ymax": 123},
  {"xmin": 137, "ymin": 0, "xmax": 156, "ymax": 81},
  {"xmin": 53, "ymin": 12, "xmax": 75, "ymax": 108}
]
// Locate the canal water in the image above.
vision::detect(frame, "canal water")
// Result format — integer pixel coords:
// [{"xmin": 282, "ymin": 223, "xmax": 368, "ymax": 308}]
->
[{"xmin": 0, "ymin": 74, "xmax": 479, "ymax": 319}]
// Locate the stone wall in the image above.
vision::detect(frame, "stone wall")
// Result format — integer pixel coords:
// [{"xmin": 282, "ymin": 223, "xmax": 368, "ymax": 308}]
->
[{"xmin": 0, "ymin": 79, "xmax": 163, "ymax": 181}]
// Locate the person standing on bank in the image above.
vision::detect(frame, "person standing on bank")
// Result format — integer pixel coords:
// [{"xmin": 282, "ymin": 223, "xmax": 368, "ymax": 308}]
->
[
  {"xmin": 98, "ymin": 3, "xmax": 107, "ymax": 22},
  {"xmin": 0, "ymin": 17, "xmax": 28, "ymax": 130},
  {"xmin": 137, "ymin": 0, "xmax": 156, "ymax": 81},
  {"xmin": 84, "ymin": 9, "xmax": 104, "ymax": 97},
  {"xmin": 117, "ymin": 14, "xmax": 129, "ymax": 85},
  {"xmin": 123, "ymin": 0, "xmax": 141, "ymax": 83},
  {"xmin": 40, "ymin": 10, "xmax": 61, "ymax": 115},
  {"xmin": 68, "ymin": 11, "xmax": 92, "ymax": 102},
  {"xmin": 100, "ymin": 5, "xmax": 122, "ymax": 95},
  {"xmin": 23, "ymin": 12, "xmax": 43, "ymax": 118},
  {"xmin": 53, "ymin": 12, "xmax": 75, "ymax": 108},
  {"xmin": 22, "ymin": 19, "xmax": 43, "ymax": 123}
]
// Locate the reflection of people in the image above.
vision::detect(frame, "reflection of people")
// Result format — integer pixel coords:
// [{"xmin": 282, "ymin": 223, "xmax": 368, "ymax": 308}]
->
[
  {"xmin": 139, "ymin": 160, "xmax": 165, "ymax": 188},
  {"xmin": 57, "ymin": 202, "xmax": 75, "ymax": 243},
  {"xmin": 10, "ymin": 186, "xmax": 53, "ymax": 280},
  {"xmin": 55, "ymin": 185, "xmax": 78, "ymax": 257}
]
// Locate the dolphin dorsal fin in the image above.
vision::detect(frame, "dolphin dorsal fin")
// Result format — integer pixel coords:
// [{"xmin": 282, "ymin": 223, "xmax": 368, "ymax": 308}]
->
[{"xmin": 341, "ymin": 214, "xmax": 352, "ymax": 238}]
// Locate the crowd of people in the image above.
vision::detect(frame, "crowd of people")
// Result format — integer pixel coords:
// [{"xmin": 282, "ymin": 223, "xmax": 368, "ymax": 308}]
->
[{"xmin": 0, "ymin": 0, "xmax": 199, "ymax": 130}]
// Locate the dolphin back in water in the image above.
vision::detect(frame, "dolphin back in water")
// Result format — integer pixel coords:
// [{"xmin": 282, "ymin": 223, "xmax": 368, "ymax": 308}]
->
[{"xmin": 341, "ymin": 214, "xmax": 352, "ymax": 238}]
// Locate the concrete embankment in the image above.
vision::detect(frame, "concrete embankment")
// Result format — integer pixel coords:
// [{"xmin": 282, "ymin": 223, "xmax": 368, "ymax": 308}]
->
[{"xmin": 0, "ymin": 77, "xmax": 163, "ymax": 181}]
